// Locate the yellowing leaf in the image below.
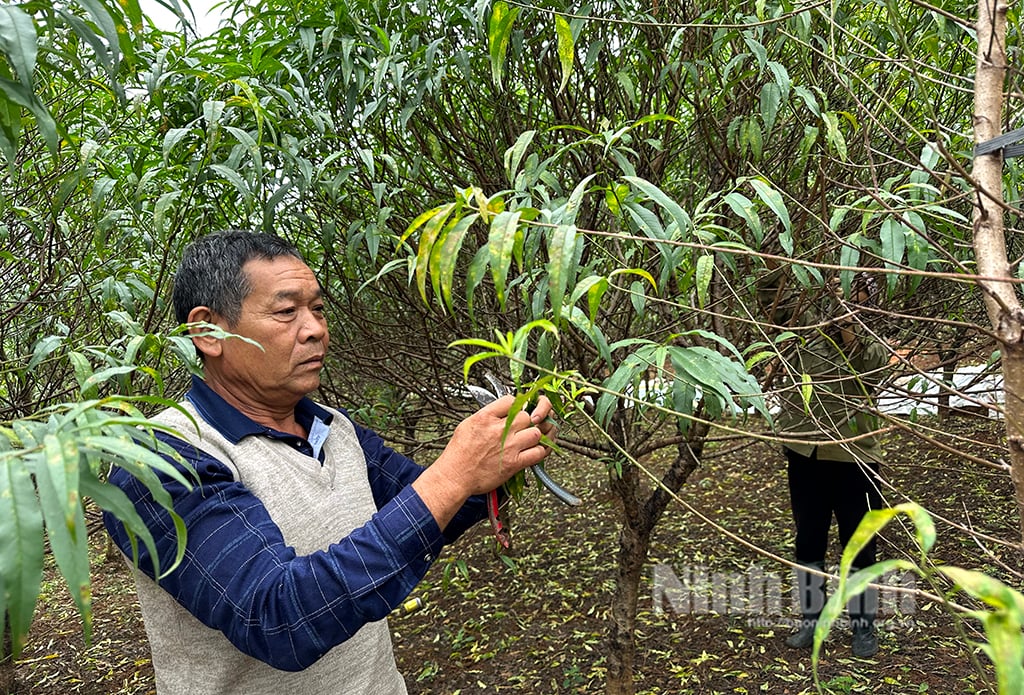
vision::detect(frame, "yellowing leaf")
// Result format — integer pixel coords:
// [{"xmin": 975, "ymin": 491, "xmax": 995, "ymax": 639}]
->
[{"xmin": 555, "ymin": 14, "xmax": 574, "ymax": 94}]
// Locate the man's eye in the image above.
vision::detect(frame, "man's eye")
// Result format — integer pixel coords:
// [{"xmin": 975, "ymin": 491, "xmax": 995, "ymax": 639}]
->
[{"xmin": 277, "ymin": 308, "xmax": 297, "ymax": 316}]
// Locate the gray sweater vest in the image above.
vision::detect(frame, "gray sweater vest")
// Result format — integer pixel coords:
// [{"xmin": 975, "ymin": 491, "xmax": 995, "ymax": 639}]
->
[{"xmin": 130, "ymin": 401, "xmax": 408, "ymax": 695}]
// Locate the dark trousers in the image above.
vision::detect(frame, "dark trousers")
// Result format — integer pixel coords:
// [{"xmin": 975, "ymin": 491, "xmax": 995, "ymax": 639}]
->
[{"xmin": 785, "ymin": 447, "xmax": 882, "ymax": 569}]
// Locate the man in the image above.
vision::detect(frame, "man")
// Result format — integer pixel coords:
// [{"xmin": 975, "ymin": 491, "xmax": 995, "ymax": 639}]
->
[
  {"xmin": 764, "ymin": 272, "xmax": 888, "ymax": 658},
  {"xmin": 103, "ymin": 231, "xmax": 556, "ymax": 694}
]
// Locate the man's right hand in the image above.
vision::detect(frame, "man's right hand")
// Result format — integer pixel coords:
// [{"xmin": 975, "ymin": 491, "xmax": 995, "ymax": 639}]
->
[{"xmin": 411, "ymin": 395, "xmax": 556, "ymax": 530}]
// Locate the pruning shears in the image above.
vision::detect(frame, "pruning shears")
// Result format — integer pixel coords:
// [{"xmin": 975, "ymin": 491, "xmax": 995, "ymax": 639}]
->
[{"xmin": 466, "ymin": 372, "xmax": 582, "ymax": 549}]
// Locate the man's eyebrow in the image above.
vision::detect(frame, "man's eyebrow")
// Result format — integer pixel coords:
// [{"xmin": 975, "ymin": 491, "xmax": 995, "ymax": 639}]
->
[{"xmin": 271, "ymin": 287, "xmax": 324, "ymax": 302}]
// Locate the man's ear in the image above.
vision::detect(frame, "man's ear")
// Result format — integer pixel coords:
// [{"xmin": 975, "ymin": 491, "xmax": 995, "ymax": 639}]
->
[{"xmin": 187, "ymin": 306, "xmax": 224, "ymax": 359}]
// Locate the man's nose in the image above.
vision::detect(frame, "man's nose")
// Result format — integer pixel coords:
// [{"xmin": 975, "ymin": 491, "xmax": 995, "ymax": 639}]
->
[{"xmin": 300, "ymin": 310, "xmax": 328, "ymax": 341}]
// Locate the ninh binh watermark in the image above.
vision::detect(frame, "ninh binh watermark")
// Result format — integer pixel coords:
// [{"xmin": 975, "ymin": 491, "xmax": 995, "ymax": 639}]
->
[{"xmin": 651, "ymin": 563, "xmax": 918, "ymax": 629}]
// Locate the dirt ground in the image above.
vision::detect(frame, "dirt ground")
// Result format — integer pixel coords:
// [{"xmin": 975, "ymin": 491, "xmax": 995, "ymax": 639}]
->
[{"xmin": 8, "ymin": 415, "xmax": 1019, "ymax": 694}]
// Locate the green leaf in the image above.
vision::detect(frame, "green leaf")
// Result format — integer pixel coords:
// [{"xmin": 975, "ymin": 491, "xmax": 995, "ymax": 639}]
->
[
  {"xmin": 822, "ymin": 111, "xmax": 847, "ymax": 161},
  {"xmin": 224, "ymin": 126, "xmax": 262, "ymax": 168},
  {"xmin": 0, "ymin": 453, "xmax": 44, "ymax": 658},
  {"xmin": 723, "ymin": 192, "xmax": 763, "ymax": 244},
  {"xmin": 434, "ymin": 213, "xmax": 479, "ymax": 313},
  {"xmin": 162, "ymin": 128, "xmax": 191, "ymax": 162},
  {"xmin": 488, "ymin": 210, "xmax": 522, "ymax": 310},
  {"xmin": 742, "ymin": 33, "xmax": 767, "ymax": 68},
  {"xmin": 41, "ymin": 433, "xmax": 80, "ymax": 530},
  {"xmin": 672, "ymin": 328, "xmax": 744, "ymax": 362},
  {"xmin": 800, "ymin": 372, "xmax": 812, "ymax": 412},
  {"xmin": 0, "ymin": 76, "xmax": 56, "ymax": 153},
  {"xmin": 209, "ymin": 163, "xmax": 252, "ymax": 202},
  {"xmin": 91, "ymin": 177, "xmax": 116, "ymax": 218},
  {"xmin": 67, "ymin": 351, "xmax": 97, "ymax": 399},
  {"xmin": 12, "ymin": 420, "xmax": 39, "ymax": 450},
  {"xmin": 880, "ymin": 217, "xmax": 907, "ymax": 294},
  {"xmin": 555, "ymin": 14, "xmax": 574, "ymax": 94},
  {"xmin": 400, "ymin": 203, "xmax": 447, "ymax": 247},
  {"xmin": 488, "ymin": 1, "xmax": 521, "ymax": 89},
  {"xmin": 829, "ymin": 203, "xmax": 850, "ymax": 235},
  {"xmin": 565, "ymin": 307, "xmax": 612, "ymax": 369},
  {"xmin": 791, "ymin": 263, "xmax": 822, "ymax": 288},
  {"xmin": 0, "ymin": 5, "xmax": 37, "ymax": 87},
  {"xmin": 0, "ymin": 86, "xmax": 19, "ymax": 166},
  {"xmin": 504, "ymin": 130, "xmax": 536, "ymax": 186},
  {"xmin": 744, "ymin": 350, "xmax": 777, "ymax": 370},
  {"xmin": 570, "ymin": 276, "xmax": 607, "ymax": 322},
  {"xmin": 793, "ymin": 85, "xmax": 820, "ymax": 116},
  {"xmin": 844, "ymin": 560, "xmax": 918, "ymax": 601},
  {"xmin": 595, "ymin": 353, "xmax": 645, "ymax": 426},
  {"xmin": 57, "ymin": 9, "xmax": 111, "ymax": 74},
  {"xmin": 695, "ymin": 254, "xmax": 714, "ymax": 309},
  {"xmin": 547, "ymin": 224, "xmax": 577, "ymax": 323},
  {"xmin": 79, "ymin": 466, "xmax": 183, "ymax": 580},
  {"xmin": 766, "ymin": 60, "xmax": 791, "ymax": 101},
  {"xmin": 122, "ymin": 0, "xmax": 143, "ymax": 30},
  {"xmin": 941, "ymin": 567, "xmax": 1024, "ymax": 614},
  {"xmin": 154, "ymin": 190, "xmax": 182, "ymax": 237},
  {"xmin": 742, "ymin": 119, "xmax": 763, "ymax": 160},
  {"xmin": 80, "ymin": 433, "xmax": 192, "ymax": 497},
  {"xmin": 939, "ymin": 569, "xmax": 1024, "ymax": 694},
  {"xmin": 610, "ymin": 267, "xmax": 658, "ymax": 294},
  {"xmin": 671, "ymin": 377, "xmax": 698, "ymax": 423},
  {"xmin": 624, "ymin": 200, "xmax": 665, "ymax": 239},
  {"xmin": 852, "ymin": 503, "xmax": 937, "ymax": 569},
  {"xmin": 588, "ymin": 277, "xmax": 609, "ymax": 323},
  {"xmin": 760, "ymin": 82, "xmax": 780, "ymax": 134},
  {"xmin": 510, "ymin": 320, "xmax": 559, "ymax": 384},
  {"xmin": 623, "ymin": 175, "xmax": 692, "ymax": 237},
  {"xmin": 203, "ymin": 100, "xmax": 225, "ymax": 132},
  {"xmin": 465, "ymin": 244, "xmax": 490, "ymax": 320},
  {"xmin": 35, "ymin": 434, "xmax": 91, "ymax": 642},
  {"xmin": 905, "ymin": 233, "xmax": 929, "ymax": 294},
  {"xmin": 558, "ymin": 173, "xmax": 596, "ymax": 226},
  {"xmin": 603, "ymin": 182, "xmax": 628, "ymax": 216},
  {"xmin": 669, "ymin": 346, "xmax": 767, "ymax": 419},
  {"xmin": 77, "ymin": 0, "xmax": 122, "ymax": 73},
  {"xmin": 412, "ymin": 202, "xmax": 456, "ymax": 304},
  {"xmin": 840, "ymin": 232, "xmax": 862, "ymax": 297},
  {"xmin": 748, "ymin": 178, "xmax": 791, "ymax": 236},
  {"xmin": 83, "ymin": 365, "xmax": 137, "ymax": 390},
  {"xmin": 28, "ymin": 334, "xmax": 63, "ymax": 371},
  {"xmin": 106, "ymin": 311, "xmax": 143, "ymax": 336},
  {"xmin": 629, "ymin": 279, "xmax": 646, "ymax": 316}
]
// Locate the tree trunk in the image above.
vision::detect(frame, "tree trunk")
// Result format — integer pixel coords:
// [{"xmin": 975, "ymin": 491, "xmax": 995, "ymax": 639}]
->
[
  {"xmin": 937, "ymin": 360, "xmax": 955, "ymax": 422},
  {"xmin": 1, "ymin": 627, "xmax": 16, "ymax": 695},
  {"xmin": 1000, "ymin": 344, "xmax": 1024, "ymax": 543},
  {"xmin": 606, "ymin": 464, "xmax": 655, "ymax": 695},
  {"xmin": 971, "ymin": 0, "xmax": 1024, "ymax": 542},
  {"xmin": 605, "ymin": 425, "xmax": 707, "ymax": 695}
]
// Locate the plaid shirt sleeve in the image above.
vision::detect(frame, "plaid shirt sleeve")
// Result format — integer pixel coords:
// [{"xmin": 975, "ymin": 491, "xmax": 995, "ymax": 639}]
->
[
  {"xmin": 103, "ymin": 427, "xmax": 487, "ymax": 672},
  {"xmin": 351, "ymin": 417, "xmax": 488, "ymax": 543}
]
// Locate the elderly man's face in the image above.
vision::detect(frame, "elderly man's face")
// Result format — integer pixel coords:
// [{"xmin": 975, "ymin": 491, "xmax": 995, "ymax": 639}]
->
[{"xmin": 211, "ymin": 255, "xmax": 329, "ymax": 409}]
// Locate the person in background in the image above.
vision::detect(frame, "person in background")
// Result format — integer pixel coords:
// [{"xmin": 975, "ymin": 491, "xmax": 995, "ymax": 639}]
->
[
  {"xmin": 103, "ymin": 230, "xmax": 557, "ymax": 694},
  {"xmin": 762, "ymin": 270, "xmax": 888, "ymax": 658}
]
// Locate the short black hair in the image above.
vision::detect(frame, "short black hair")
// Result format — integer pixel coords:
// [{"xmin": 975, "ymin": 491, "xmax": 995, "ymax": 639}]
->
[{"xmin": 172, "ymin": 230, "xmax": 303, "ymax": 326}]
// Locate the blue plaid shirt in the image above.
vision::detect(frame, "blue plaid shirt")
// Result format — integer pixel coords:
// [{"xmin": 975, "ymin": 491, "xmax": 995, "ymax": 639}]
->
[{"xmin": 104, "ymin": 376, "xmax": 487, "ymax": 671}]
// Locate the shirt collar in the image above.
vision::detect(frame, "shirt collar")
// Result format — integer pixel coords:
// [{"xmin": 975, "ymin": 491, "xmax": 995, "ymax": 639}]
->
[{"xmin": 185, "ymin": 374, "xmax": 334, "ymax": 444}]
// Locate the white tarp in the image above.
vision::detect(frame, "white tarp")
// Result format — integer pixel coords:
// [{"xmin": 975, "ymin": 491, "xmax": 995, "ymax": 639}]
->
[{"xmin": 875, "ymin": 364, "xmax": 1004, "ymax": 416}]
